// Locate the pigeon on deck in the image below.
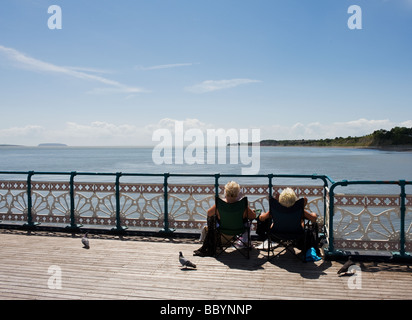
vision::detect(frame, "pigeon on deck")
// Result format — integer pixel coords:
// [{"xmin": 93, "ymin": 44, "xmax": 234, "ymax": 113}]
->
[
  {"xmin": 179, "ymin": 251, "xmax": 196, "ymax": 269},
  {"xmin": 81, "ymin": 232, "xmax": 90, "ymax": 249},
  {"xmin": 337, "ymin": 256, "xmax": 355, "ymax": 275}
]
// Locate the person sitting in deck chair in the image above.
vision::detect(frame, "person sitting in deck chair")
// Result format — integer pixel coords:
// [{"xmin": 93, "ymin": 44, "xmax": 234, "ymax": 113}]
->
[
  {"xmin": 259, "ymin": 187, "xmax": 317, "ymax": 227},
  {"xmin": 194, "ymin": 181, "xmax": 256, "ymax": 256},
  {"xmin": 207, "ymin": 181, "xmax": 256, "ymax": 221},
  {"xmin": 258, "ymin": 188, "xmax": 320, "ymax": 257}
]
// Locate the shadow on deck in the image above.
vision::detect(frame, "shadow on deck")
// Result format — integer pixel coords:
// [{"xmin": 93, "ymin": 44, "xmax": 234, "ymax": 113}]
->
[{"xmin": 0, "ymin": 229, "xmax": 411, "ymax": 300}]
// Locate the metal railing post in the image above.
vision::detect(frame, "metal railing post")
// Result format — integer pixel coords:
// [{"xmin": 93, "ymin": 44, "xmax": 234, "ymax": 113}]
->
[
  {"xmin": 160, "ymin": 172, "xmax": 174, "ymax": 233},
  {"xmin": 326, "ymin": 180, "xmax": 348, "ymax": 257},
  {"xmin": 24, "ymin": 171, "xmax": 37, "ymax": 228},
  {"xmin": 326, "ymin": 180, "xmax": 349, "ymax": 257},
  {"xmin": 214, "ymin": 174, "xmax": 220, "ymax": 197},
  {"xmin": 268, "ymin": 174, "xmax": 273, "ymax": 199},
  {"xmin": 327, "ymin": 186, "xmax": 335, "ymax": 255},
  {"xmin": 399, "ymin": 180, "xmax": 406, "ymax": 257},
  {"xmin": 66, "ymin": 171, "xmax": 82, "ymax": 231},
  {"xmin": 112, "ymin": 172, "xmax": 127, "ymax": 233},
  {"xmin": 318, "ymin": 175, "xmax": 330, "ymax": 239}
]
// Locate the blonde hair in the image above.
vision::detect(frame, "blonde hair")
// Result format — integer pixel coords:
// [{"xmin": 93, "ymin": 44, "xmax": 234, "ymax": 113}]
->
[
  {"xmin": 279, "ymin": 188, "xmax": 297, "ymax": 208},
  {"xmin": 224, "ymin": 181, "xmax": 241, "ymax": 198}
]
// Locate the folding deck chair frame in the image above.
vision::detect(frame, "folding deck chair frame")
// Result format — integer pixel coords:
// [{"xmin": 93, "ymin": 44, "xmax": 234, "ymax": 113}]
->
[
  {"xmin": 215, "ymin": 196, "xmax": 252, "ymax": 259},
  {"xmin": 267, "ymin": 197, "xmax": 309, "ymax": 262}
]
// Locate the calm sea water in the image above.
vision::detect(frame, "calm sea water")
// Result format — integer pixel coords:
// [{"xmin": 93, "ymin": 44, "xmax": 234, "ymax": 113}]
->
[{"xmin": 0, "ymin": 146, "xmax": 411, "ymax": 194}]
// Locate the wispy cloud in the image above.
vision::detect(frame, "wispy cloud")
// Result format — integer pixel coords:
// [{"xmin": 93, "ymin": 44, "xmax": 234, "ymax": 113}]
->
[
  {"xmin": 63, "ymin": 66, "xmax": 113, "ymax": 74},
  {"xmin": 136, "ymin": 62, "xmax": 197, "ymax": 70},
  {"xmin": 0, "ymin": 125, "xmax": 45, "ymax": 138},
  {"xmin": 0, "ymin": 45, "xmax": 147, "ymax": 94},
  {"xmin": 185, "ymin": 78, "xmax": 261, "ymax": 93},
  {"xmin": 86, "ymin": 87, "xmax": 148, "ymax": 95}
]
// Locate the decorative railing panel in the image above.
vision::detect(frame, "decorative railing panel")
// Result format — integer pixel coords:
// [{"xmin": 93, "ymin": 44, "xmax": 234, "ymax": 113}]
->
[
  {"xmin": 326, "ymin": 179, "xmax": 412, "ymax": 258},
  {"xmin": 404, "ymin": 197, "xmax": 412, "ymax": 253},
  {"xmin": 0, "ymin": 179, "xmax": 325, "ymax": 231},
  {"xmin": 166, "ymin": 184, "xmax": 324, "ymax": 230},
  {"xmin": 0, "ymin": 181, "xmax": 28, "ymax": 223},
  {"xmin": 332, "ymin": 194, "xmax": 406, "ymax": 251}
]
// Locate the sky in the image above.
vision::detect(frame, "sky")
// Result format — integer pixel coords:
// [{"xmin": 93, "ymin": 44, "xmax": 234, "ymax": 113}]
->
[{"xmin": 0, "ymin": 0, "xmax": 411, "ymax": 146}]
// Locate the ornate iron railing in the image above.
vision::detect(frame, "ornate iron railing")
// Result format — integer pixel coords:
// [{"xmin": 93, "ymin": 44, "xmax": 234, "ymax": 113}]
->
[
  {"xmin": 326, "ymin": 180, "xmax": 412, "ymax": 260},
  {"xmin": 0, "ymin": 171, "xmax": 410, "ymax": 260}
]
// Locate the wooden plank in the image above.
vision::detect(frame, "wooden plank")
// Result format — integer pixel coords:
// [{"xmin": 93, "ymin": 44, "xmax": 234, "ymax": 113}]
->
[{"xmin": 0, "ymin": 231, "xmax": 411, "ymax": 300}]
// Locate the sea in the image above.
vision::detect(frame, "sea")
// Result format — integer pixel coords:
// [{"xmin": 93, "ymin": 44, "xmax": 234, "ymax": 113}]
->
[{"xmin": 0, "ymin": 146, "xmax": 411, "ymax": 194}]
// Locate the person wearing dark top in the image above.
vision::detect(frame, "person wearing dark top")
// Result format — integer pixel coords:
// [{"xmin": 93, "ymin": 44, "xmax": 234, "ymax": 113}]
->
[
  {"xmin": 258, "ymin": 187, "xmax": 317, "ymax": 227},
  {"xmin": 257, "ymin": 187, "xmax": 321, "ymax": 258}
]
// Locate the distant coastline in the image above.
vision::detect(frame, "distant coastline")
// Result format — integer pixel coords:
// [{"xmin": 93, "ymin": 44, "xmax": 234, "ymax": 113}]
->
[
  {"xmin": 235, "ymin": 127, "xmax": 412, "ymax": 152},
  {"xmin": 0, "ymin": 143, "xmax": 68, "ymax": 147},
  {"xmin": 258, "ymin": 144, "xmax": 412, "ymax": 152},
  {"xmin": 2, "ymin": 127, "xmax": 412, "ymax": 151}
]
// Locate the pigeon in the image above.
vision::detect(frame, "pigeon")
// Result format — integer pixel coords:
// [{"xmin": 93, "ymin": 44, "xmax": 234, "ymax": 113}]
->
[
  {"xmin": 179, "ymin": 251, "xmax": 196, "ymax": 269},
  {"xmin": 337, "ymin": 256, "xmax": 355, "ymax": 275},
  {"xmin": 81, "ymin": 232, "xmax": 90, "ymax": 249}
]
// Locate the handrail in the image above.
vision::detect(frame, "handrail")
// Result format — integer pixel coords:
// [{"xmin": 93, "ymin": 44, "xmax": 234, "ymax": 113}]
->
[
  {"xmin": 0, "ymin": 170, "xmax": 410, "ymax": 260},
  {"xmin": 0, "ymin": 170, "xmax": 331, "ymax": 233}
]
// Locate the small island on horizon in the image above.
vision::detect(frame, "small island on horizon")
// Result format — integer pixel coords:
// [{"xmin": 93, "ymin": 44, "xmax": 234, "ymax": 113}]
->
[{"xmin": 38, "ymin": 143, "xmax": 68, "ymax": 147}]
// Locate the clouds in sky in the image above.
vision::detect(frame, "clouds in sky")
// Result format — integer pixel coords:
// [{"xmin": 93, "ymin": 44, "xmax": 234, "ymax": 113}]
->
[
  {"xmin": 185, "ymin": 79, "xmax": 261, "ymax": 93},
  {"xmin": 0, "ymin": 122, "xmax": 151, "ymax": 146},
  {"xmin": 136, "ymin": 63, "xmax": 197, "ymax": 70},
  {"xmin": 0, "ymin": 45, "xmax": 261, "ymax": 96},
  {"xmin": 263, "ymin": 118, "xmax": 412, "ymax": 141},
  {"xmin": 0, "ymin": 119, "xmax": 213, "ymax": 146},
  {"xmin": 1, "ymin": 118, "xmax": 410, "ymax": 147},
  {"xmin": 0, "ymin": 42, "xmax": 410, "ymax": 146},
  {"xmin": 1, "ymin": 1, "xmax": 412, "ymax": 148},
  {"xmin": 0, "ymin": 45, "xmax": 147, "ymax": 94}
]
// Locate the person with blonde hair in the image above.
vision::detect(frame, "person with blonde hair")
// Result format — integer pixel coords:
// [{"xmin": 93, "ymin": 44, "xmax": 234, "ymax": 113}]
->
[
  {"xmin": 278, "ymin": 187, "xmax": 298, "ymax": 208},
  {"xmin": 256, "ymin": 187, "xmax": 321, "ymax": 260},
  {"xmin": 194, "ymin": 181, "xmax": 255, "ymax": 256},
  {"xmin": 223, "ymin": 181, "xmax": 241, "ymax": 199},
  {"xmin": 258, "ymin": 187, "xmax": 317, "ymax": 227},
  {"xmin": 207, "ymin": 181, "xmax": 255, "ymax": 219}
]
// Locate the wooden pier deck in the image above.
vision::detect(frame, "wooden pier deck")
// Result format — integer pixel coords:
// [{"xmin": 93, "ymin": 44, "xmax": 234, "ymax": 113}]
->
[{"xmin": 0, "ymin": 229, "xmax": 411, "ymax": 300}]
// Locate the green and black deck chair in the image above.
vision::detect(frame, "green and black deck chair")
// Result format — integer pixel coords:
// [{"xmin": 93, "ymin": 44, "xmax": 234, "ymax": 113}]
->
[
  {"xmin": 215, "ymin": 196, "xmax": 251, "ymax": 259},
  {"xmin": 267, "ymin": 197, "xmax": 308, "ymax": 262}
]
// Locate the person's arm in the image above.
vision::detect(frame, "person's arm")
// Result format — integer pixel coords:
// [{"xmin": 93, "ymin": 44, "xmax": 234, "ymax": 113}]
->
[
  {"xmin": 246, "ymin": 207, "xmax": 256, "ymax": 220},
  {"xmin": 207, "ymin": 204, "xmax": 217, "ymax": 217},
  {"xmin": 258, "ymin": 210, "xmax": 270, "ymax": 221},
  {"xmin": 304, "ymin": 209, "xmax": 317, "ymax": 222},
  {"xmin": 301, "ymin": 197, "xmax": 317, "ymax": 222}
]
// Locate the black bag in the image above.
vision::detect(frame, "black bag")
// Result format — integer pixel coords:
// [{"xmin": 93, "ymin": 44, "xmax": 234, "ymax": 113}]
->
[
  {"xmin": 193, "ymin": 215, "xmax": 219, "ymax": 257},
  {"xmin": 306, "ymin": 222, "xmax": 321, "ymax": 255},
  {"xmin": 296, "ymin": 222, "xmax": 320, "ymax": 255},
  {"xmin": 255, "ymin": 216, "xmax": 271, "ymax": 240}
]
